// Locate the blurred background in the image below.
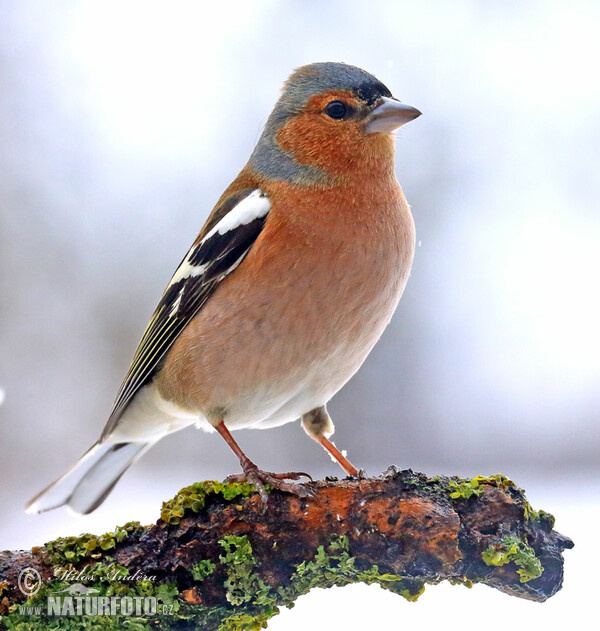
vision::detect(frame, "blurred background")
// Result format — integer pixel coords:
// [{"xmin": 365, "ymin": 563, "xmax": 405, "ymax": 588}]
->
[{"xmin": 1, "ymin": 1, "xmax": 598, "ymax": 628}]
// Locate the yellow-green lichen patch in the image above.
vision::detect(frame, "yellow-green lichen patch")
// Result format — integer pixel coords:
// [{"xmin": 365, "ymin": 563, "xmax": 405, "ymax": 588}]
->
[
  {"xmin": 447, "ymin": 474, "xmax": 515, "ymax": 500},
  {"xmin": 218, "ymin": 611, "xmax": 273, "ymax": 631},
  {"xmin": 482, "ymin": 536, "xmax": 543, "ymax": 583},
  {"xmin": 445, "ymin": 474, "xmax": 556, "ymax": 531},
  {"xmin": 191, "ymin": 559, "xmax": 216, "ymax": 582},
  {"xmin": 219, "ymin": 536, "xmax": 277, "ymax": 608},
  {"xmin": 160, "ymin": 480, "xmax": 259, "ymax": 526},
  {"xmin": 42, "ymin": 521, "xmax": 144, "ymax": 566},
  {"xmin": 447, "ymin": 576, "xmax": 474, "ymax": 589},
  {"xmin": 279, "ymin": 535, "xmax": 424, "ymax": 603},
  {"xmin": 175, "ymin": 534, "xmax": 282, "ymax": 630},
  {"xmin": 524, "ymin": 505, "xmax": 556, "ymax": 529}
]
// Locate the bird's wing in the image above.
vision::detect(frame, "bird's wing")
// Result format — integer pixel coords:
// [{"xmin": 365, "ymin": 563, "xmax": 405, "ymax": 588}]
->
[{"xmin": 101, "ymin": 188, "xmax": 270, "ymax": 438}]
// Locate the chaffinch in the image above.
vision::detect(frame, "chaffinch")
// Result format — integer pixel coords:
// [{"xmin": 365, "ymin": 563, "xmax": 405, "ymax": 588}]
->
[{"xmin": 26, "ymin": 62, "xmax": 420, "ymax": 514}]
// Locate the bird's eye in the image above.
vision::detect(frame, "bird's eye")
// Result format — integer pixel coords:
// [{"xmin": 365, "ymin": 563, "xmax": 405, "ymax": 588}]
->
[{"xmin": 325, "ymin": 101, "xmax": 348, "ymax": 120}]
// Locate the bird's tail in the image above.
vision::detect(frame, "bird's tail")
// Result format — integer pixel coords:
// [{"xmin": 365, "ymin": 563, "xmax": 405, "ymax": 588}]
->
[{"xmin": 25, "ymin": 440, "xmax": 153, "ymax": 515}]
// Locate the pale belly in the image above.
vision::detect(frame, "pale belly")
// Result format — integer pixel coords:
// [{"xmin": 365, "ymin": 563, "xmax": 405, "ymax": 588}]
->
[{"xmin": 192, "ymin": 283, "xmax": 409, "ymax": 433}]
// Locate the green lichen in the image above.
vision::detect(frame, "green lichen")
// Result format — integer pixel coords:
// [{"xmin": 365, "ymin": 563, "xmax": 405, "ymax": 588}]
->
[
  {"xmin": 444, "ymin": 474, "xmax": 556, "ymax": 534},
  {"xmin": 447, "ymin": 577, "xmax": 474, "ymax": 589},
  {"xmin": 279, "ymin": 536, "xmax": 424, "ymax": 602},
  {"xmin": 524, "ymin": 505, "xmax": 556, "ymax": 530},
  {"xmin": 164, "ymin": 532, "xmax": 282, "ymax": 630},
  {"xmin": 482, "ymin": 536, "xmax": 543, "ymax": 583},
  {"xmin": 446, "ymin": 473, "xmax": 515, "ymax": 500},
  {"xmin": 191, "ymin": 559, "xmax": 216, "ymax": 582},
  {"xmin": 445, "ymin": 474, "xmax": 555, "ymax": 532},
  {"xmin": 160, "ymin": 480, "xmax": 259, "ymax": 526},
  {"xmin": 218, "ymin": 611, "xmax": 273, "ymax": 631},
  {"xmin": 536, "ymin": 509, "xmax": 555, "ymax": 529},
  {"xmin": 447, "ymin": 478, "xmax": 485, "ymax": 499},
  {"xmin": 42, "ymin": 521, "xmax": 144, "ymax": 566},
  {"xmin": 219, "ymin": 536, "xmax": 277, "ymax": 608}
]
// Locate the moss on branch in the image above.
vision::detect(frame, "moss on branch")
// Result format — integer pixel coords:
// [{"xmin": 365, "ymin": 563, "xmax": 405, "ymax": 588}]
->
[{"xmin": 0, "ymin": 469, "xmax": 573, "ymax": 630}]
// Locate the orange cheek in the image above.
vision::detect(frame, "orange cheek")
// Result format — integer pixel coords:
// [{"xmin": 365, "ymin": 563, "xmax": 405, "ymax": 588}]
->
[{"xmin": 276, "ymin": 114, "xmax": 365, "ymax": 175}]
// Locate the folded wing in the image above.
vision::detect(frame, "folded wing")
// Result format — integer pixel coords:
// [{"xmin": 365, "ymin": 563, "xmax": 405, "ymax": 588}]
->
[{"xmin": 101, "ymin": 188, "xmax": 270, "ymax": 438}]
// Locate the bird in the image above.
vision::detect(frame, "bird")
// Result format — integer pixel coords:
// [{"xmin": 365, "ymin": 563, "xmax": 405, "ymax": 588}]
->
[{"xmin": 26, "ymin": 62, "xmax": 420, "ymax": 514}]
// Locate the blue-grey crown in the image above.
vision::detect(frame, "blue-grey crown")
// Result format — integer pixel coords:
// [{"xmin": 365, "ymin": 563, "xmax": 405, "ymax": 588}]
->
[{"xmin": 281, "ymin": 62, "xmax": 392, "ymax": 112}]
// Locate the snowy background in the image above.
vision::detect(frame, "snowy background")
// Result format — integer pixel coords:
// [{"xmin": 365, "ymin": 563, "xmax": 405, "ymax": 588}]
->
[{"xmin": 1, "ymin": 1, "xmax": 598, "ymax": 628}]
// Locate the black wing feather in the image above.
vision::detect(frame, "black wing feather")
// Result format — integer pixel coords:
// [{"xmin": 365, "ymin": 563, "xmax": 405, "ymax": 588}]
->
[{"xmin": 101, "ymin": 192, "xmax": 269, "ymax": 438}]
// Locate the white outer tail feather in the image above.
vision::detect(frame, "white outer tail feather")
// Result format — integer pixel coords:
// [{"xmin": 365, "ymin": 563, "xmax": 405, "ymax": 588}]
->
[{"xmin": 25, "ymin": 441, "xmax": 152, "ymax": 515}]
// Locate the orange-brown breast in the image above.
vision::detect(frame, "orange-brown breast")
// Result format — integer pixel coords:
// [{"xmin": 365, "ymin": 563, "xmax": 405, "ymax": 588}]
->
[{"xmin": 156, "ymin": 159, "xmax": 415, "ymax": 423}]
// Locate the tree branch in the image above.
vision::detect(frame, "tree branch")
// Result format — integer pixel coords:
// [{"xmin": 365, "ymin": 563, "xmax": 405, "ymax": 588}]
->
[{"xmin": 0, "ymin": 469, "xmax": 573, "ymax": 630}]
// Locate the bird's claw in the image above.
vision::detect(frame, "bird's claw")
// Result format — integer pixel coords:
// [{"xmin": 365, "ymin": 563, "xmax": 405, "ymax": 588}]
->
[{"xmin": 226, "ymin": 468, "xmax": 314, "ymax": 502}]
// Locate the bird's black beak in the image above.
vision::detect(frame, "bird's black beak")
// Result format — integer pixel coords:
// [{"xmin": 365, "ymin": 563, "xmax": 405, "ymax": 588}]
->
[{"xmin": 366, "ymin": 97, "xmax": 421, "ymax": 134}]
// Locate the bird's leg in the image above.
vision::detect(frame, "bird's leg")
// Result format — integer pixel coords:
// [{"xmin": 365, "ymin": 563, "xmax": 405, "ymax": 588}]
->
[
  {"xmin": 214, "ymin": 420, "xmax": 313, "ymax": 502},
  {"xmin": 301, "ymin": 405, "xmax": 359, "ymax": 477},
  {"xmin": 318, "ymin": 436, "xmax": 359, "ymax": 476}
]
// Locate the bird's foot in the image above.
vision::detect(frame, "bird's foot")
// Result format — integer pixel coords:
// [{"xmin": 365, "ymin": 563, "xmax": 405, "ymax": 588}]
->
[{"xmin": 226, "ymin": 466, "xmax": 314, "ymax": 502}]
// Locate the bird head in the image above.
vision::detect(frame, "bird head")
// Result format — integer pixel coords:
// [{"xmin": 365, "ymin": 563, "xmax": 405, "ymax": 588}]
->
[{"xmin": 249, "ymin": 62, "xmax": 421, "ymax": 184}]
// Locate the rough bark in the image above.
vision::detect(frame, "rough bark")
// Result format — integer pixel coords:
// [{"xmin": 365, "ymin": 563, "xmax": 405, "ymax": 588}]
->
[{"xmin": 0, "ymin": 469, "xmax": 573, "ymax": 630}]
